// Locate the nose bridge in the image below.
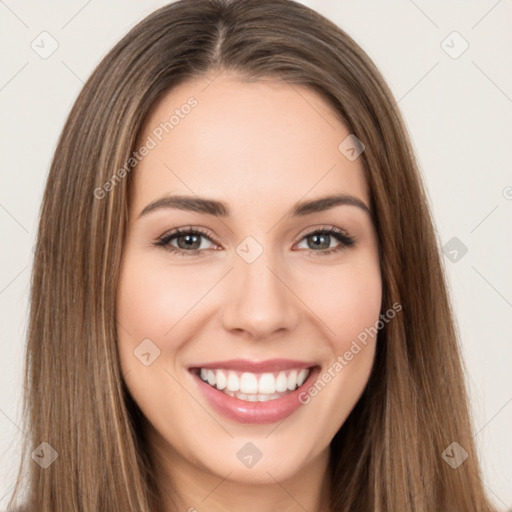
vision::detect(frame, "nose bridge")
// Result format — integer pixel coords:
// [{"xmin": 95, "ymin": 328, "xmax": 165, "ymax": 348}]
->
[{"xmin": 220, "ymin": 235, "xmax": 299, "ymax": 338}]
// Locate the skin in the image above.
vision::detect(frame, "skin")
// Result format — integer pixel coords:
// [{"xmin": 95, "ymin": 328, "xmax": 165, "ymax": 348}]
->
[{"xmin": 116, "ymin": 72, "xmax": 382, "ymax": 512}]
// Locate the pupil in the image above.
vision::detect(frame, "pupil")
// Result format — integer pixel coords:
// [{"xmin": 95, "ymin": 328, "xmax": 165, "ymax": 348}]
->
[
  {"xmin": 179, "ymin": 234, "xmax": 200, "ymax": 249},
  {"xmin": 310, "ymin": 234, "xmax": 329, "ymax": 250}
]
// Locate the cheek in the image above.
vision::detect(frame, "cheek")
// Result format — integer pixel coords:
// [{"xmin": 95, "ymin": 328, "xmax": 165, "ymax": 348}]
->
[
  {"xmin": 333, "ymin": 268, "xmax": 382, "ymax": 347},
  {"xmin": 292, "ymin": 265, "xmax": 381, "ymax": 441},
  {"xmin": 297, "ymin": 258, "xmax": 382, "ymax": 349},
  {"xmin": 115, "ymin": 253, "xmax": 204, "ymax": 424},
  {"xmin": 116, "ymin": 253, "xmax": 214, "ymax": 342}
]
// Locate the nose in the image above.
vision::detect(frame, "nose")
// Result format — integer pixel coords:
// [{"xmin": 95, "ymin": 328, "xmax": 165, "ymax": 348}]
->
[{"xmin": 220, "ymin": 248, "xmax": 300, "ymax": 341}]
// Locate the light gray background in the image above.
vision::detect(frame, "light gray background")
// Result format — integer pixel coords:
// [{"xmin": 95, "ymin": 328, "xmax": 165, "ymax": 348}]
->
[{"xmin": 1, "ymin": 0, "xmax": 511, "ymax": 509}]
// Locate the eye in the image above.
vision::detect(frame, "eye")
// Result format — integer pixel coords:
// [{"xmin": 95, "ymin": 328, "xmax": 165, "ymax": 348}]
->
[
  {"xmin": 295, "ymin": 226, "xmax": 356, "ymax": 256},
  {"xmin": 154, "ymin": 226, "xmax": 218, "ymax": 256},
  {"xmin": 154, "ymin": 225, "xmax": 356, "ymax": 257}
]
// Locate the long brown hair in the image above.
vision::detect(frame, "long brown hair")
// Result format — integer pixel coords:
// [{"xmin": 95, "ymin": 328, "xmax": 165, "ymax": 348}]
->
[{"xmin": 8, "ymin": 0, "xmax": 495, "ymax": 510}]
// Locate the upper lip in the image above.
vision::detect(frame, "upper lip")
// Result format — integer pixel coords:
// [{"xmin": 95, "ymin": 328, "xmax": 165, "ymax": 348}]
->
[{"xmin": 189, "ymin": 358, "xmax": 317, "ymax": 373}]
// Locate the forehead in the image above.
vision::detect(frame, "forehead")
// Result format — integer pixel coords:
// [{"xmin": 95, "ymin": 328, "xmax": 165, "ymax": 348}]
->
[{"xmin": 130, "ymin": 74, "xmax": 369, "ymax": 218}]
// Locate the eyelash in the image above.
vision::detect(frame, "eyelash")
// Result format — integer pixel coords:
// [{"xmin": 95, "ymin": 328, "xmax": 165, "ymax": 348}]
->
[{"xmin": 153, "ymin": 225, "xmax": 356, "ymax": 258}]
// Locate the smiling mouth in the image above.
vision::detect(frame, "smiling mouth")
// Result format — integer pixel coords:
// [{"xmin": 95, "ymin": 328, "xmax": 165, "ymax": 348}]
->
[
  {"xmin": 188, "ymin": 359, "xmax": 321, "ymax": 424},
  {"xmin": 192, "ymin": 367, "xmax": 312, "ymax": 402}
]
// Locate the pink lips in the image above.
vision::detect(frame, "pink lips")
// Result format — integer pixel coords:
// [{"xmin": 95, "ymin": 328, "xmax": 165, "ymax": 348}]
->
[{"xmin": 188, "ymin": 358, "xmax": 319, "ymax": 424}]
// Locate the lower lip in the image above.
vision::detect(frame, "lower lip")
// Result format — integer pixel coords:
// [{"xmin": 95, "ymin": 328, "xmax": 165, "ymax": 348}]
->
[{"xmin": 191, "ymin": 367, "xmax": 320, "ymax": 424}]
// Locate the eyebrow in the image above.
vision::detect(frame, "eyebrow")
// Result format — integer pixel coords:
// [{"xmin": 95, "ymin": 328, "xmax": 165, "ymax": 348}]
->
[{"xmin": 138, "ymin": 193, "xmax": 372, "ymax": 219}]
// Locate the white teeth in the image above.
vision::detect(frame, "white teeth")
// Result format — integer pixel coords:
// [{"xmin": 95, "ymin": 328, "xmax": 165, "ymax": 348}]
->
[
  {"xmin": 297, "ymin": 368, "xmax": 308, "ymax": 386},
  {"xmin": 275, "ymin": 372, "xmax": 288, "ymax": 393},
  {"xmin": 258, "ymin": 373, "xmax": 276, "ymax": 394},
  {"xmin": 240, "ymin": 372, "xmax": 258, "ymax": 394},
  {"xmin": 223, "ymin": 389, "xmax": 284, "ymax": 402},
  {"xmin": 207, "ymin": 370, "xmax": 216, "ymax": 387},
  {"xmin": 257, "ymin": 394, "xmax": 275, "ymax": 402},
  {"xmin": 226, "ymin": 372, "xmax": 240, "ymax": 392},
  {"xmin": 216, "ymin": 370, "xmax": 227, "ymax": 390},
  {"xmin": 287, "ymin": 369, "xmax": 298, "ymax": 390},
  {"xmin": 198, "ymin": 367, "xmax": 312, "ymax": 401}
]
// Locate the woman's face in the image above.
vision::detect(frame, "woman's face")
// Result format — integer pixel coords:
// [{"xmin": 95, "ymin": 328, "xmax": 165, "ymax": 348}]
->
[{"xmin": 116, "ymin": 74, "xmax": 382, "ymax": 487}]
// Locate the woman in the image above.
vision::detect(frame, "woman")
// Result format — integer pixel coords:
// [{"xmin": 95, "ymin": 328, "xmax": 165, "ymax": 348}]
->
[{"xmin": 8, "ymin": 0, "xmax": 496, "ymax": 510}]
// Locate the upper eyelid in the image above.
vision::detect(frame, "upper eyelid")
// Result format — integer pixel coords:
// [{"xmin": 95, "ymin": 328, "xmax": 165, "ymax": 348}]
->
[
  {"xmin": 162, "ymin": 226, "xmax": 218, "ymax": 244},
  {"xmin": 300, "ymin": 225, "xmax": 351, "ymax": 237}
]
